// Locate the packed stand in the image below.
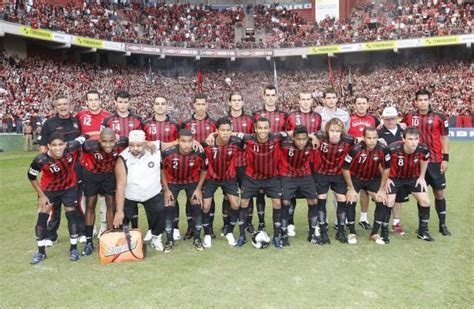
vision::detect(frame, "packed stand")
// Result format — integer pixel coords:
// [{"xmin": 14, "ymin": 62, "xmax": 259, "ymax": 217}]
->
[{"xmin": 1, "ymin": 53, "xmax": 471, "ymax": 134}]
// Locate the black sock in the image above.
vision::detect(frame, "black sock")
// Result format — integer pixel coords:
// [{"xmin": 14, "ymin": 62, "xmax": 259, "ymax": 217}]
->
[
  {"xmin": 36, "ymin": 212, "xmax": 49, "ymax": 254},
  {"xmin": 131, "ymin": 205, "xmax": 138, "ymax": 229},
  {"xmin": 173, "ymin": 200, "xmax": 180, "ymax": 229},
  {"xmin": 417, "ymin": 203, "xmax": 422, "ymax": 227},
  {"xmin": 435, "ymin": 199, "xmax": 446, "ymax": 226},
  {"xmin": 419, "ymin": 206, "xmax": 430, "ymax": 234},
  {"xmin": 192, "ymin": 205, "xmax": 203, "ymax": 240},
  {"xmin": 371, "ymin": 202, "xmax": 383, "ymax": 235},
  {"xmin": 288, "ymin": 197, "xmax": 296, "ymax": 225},
  {"xmin": 203, "ymin": 211, "xmax": 211, "ymax": 235},
  {"xmin": 273, "ymin": 208, "xmax": 282, "ymax": 238},
  {"xmin": 209, "ymin": 199, "xmax": 215, "ymax": 226},
  {"xmin": 336, "ymin": 201, "xmax": 346, "ymax": 233},
  {"xmin": 228, "ymin": 208, "xmax": 238, "ymax": 234},
  {"xmin": 222, "ymin": 197, "xmax": 230, "ymax": 228},
  {"xmin": 281, "ymin": 204, "xmax": 290, "ymax": 235},
  {"xmin": 346, "ymin": 202, "xmax": 357, "ymax": 234},
  {"xmin": 186, "ymin": 200, "xmax": 192, "ymax": 230},
  {"xmin": 318, "ymin": 199, "xmax": 327, "ymax": 225},
  {"xmin": 165, "ymin": 206, "xmax": 175, "ymax": 242},
  {"xmin": 238, "ymin": 207, "xmax": 248, "ymax": 237},
  {"xmin": 85, "ymin": 225, "xmax": 94, "ymax": 244},
  {"xmin": 383, "ymin": 204, "xmax": 391, "ymax": 226},
  {"xmin": 257, "ymin": 192, "xmax": 266, "ymax": 225},
  {"xmin": 308, "ymin": 204, "xmax": 318, "ymax": 235},
  {"xmin": 65, "ymin": 211, "xmax": 78, "ymax": 251},
  {"xmin": 247, "ymin": 199, "xmax": 254, "ymax": 225}
]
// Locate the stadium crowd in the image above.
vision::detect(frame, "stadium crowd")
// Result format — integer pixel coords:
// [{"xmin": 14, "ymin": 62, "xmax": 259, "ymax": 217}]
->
[
  {"xmin": 1, "ymin": 53, "xmax": 471, "ymax": 134},
  {"xmin": 0, "ymin": 0, "xmax": 471, "ymax": 49}
]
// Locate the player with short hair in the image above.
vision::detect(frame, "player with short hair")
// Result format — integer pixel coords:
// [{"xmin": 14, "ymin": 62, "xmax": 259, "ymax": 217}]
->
[
  {"xmin": 342, "ymin": 127, "xmax": 391, "ymax": 245},
  {"xmin": 385, "ymin": 127, "xmax": 434, "ymax": 243},
  {"xmin": 279, "ymin": 125, "xmax": 318, "ymax": 246},
  {"xmin": 377, "ymin": 106, "xmax": 406, "ymax": 235},
  {"xmin": 80, "ymin": 128, "xmax": 128, "ymax": 256},
  {"xmin": 347, "ymin": 95, "xmax": 381, "ymax": 230},
  {"xmin": 252, "ymin": 85, "xmax": 287, "ymax": 232},
  {"xmin": 235, "ymin": 117, "xmax": 288, "ymax": 248},
  {"xmin": 402, "ymin": 89, "xmax": 451, "ymax": 236},
  {"xmin": 28, "ymin": 133, "xmax": 88, "ymax": 264},
  {"xmin": 181, "ymin": 93, "xmax": 217, "ymax": 240},
  {"xmin": 201, "ymin": 117, "xmax": 242, "ymax": 248},
  {"xmin": 142, "ymin": 95, "xmax": 180, "ymax": 241},
  {"xmin": 312, "ymin": 118, "xmax": 356, "ymax": 244},
  {"xmin": 225, "ymin": 92, "xmax": 256, "ymax": 234},
  {"xmin": 37, "ymin": 96, "xmax": 83, "ymax": 246},
  {"xmin": 161, "ymin": 129, "xmax": 208, "ymax": 252},
  {"xmin": 76, "ymin": 90, "xmax": 111, "ymax": 138},
  {"xmin": 284, "ymin": 90, "xmax": 322, "ymax": 237},
  {"xmin": 102, "ymin": 91, "xmax": 143, "ymax": 229}
]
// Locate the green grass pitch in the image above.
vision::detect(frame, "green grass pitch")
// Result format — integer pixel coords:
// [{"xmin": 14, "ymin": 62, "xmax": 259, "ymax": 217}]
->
[{"xmin": 1, "ymin": 142, "xmax": 473, "ymax": 307}]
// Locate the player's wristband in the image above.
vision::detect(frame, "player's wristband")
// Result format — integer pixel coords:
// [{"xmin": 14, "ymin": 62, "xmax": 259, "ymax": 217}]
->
[{"xmin": 442, "ymin": 154, "xmax": 449, "ymax": 162}]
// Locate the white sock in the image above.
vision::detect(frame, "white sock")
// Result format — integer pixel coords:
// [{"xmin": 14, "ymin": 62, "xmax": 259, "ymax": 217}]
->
[
  {"xmin": 360, "ymin": 212, "xmax": 368, "ymax": 222},
  {"xmin": 393, "ymin": 218, "xmax": 400, "ymax": 225},
  {"xmin": 37, "ymin": 240, "xmax": 46, "ymax": 247},
  {"xmin": 70, "ymin": 237, "xmax": 78, "ymax": 245}
]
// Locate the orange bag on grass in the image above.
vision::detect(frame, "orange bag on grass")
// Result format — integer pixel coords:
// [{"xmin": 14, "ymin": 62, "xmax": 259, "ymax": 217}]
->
[{"xmin": 98, "ymin": 227, "xmax": 146, "ymax": 265}]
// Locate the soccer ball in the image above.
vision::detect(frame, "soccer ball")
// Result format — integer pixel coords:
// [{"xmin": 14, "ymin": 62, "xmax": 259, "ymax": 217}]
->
[{"xmin": 251, "ymin": 231, "xmax": 271, "ymax": 249}]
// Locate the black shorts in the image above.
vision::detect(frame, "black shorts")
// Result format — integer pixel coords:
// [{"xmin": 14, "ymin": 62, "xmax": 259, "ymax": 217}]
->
[
  {"xmin": 313, "ymin": 173, "xmax": 347, "ymax": 195},
  {"xmin": 352, "ymin": 176, "xmax": 381, "ymax": 194},
  {"xmin": 387, "ymin": 178, "xmax": 424, "ymax": 195},
  {"xmin": 203, "ymin": 179, "xmax": 239, "ymax": 199},
  {"xmin": 169, "ymin": 183, "xmax": 198, "ymax": 201},
  {"xmin": 236, "ymin": 166, "xmax": 246, "ymax": 187},
  {"xmin": 83, "ymin": 170, "xmax": 116, "ymax": 197},
  {"xmin": 241, "ymin": 176, "xmax": 282, "ymax": 199},
  {"xmin": 281, "ymin": 175, "xmax": 318, "ymax": 200},
  {"xmin": 425, "ymin": 162, "xmax": 447, "ymax": 190},
  {"xmin": 44, "ymin": 186, "xmax": 78, "ymax": 208},
  {"xmin": 395, "ymin": 186, "xmax": 409, "ymax": 203}
]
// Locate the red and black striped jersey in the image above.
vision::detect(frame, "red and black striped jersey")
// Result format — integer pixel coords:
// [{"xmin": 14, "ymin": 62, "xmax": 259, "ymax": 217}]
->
[
  {"xmin": 81, "ymin": 137, "xmax": 128, "ymax": 174},
  {"xmin": 102, "ymin": 112, "xmax": 143, "ymax": 138},
  {"xmin": 181, "ymin": 114, "xmax": 216, "ymax": 142},
  {"xmin": 401, "ymin": 111, "xmax": 448, "ymax": 163},
  {"xmin": 389, "ymin": 141, "xmax": 430, "ymax": 179},
  {"xmin": 285, "ymin": 110, "xmax": 322, "ymax": 134},
  {"xmin": 161, "ymin": 146, "xmax": 208, "ymax": 185},
  {"xmin": 348, "ymin": 114, "xmax": 380, "ymax": 138},
  {"xmin": 313, "ymin": 131, "xmax": 356, "ymax": 176},
  {"xmin": 253, "ymin": 109, "xmax": 287, "ymax": 133},
  {"xmin": 76, "ymin": 110, "xmax": 111, "ymax": 135},
  {"xmin": 343, "ymin": 141, "xmax": 391, "ymax": 181},
  {"xmin": 225, "ymin": 113, "xmax": 254, "ymax": 167},
  {"xmin": 279, "ymin": 138, "xmax": 313, "ymax": 177},
  {"xmin": 238, "ymin": 132, "xmax": 288, "ymax": 180},
  {"xmin": 201, "ymin": 136, "xmax": 243, "ymax": 181},
  {"xmin": 143, "ymin": 116, "xmax": 179, "ymax": 142},
  {"xmin": 27, "ymin": 137, "xmax": 86, "ymax": 192}
]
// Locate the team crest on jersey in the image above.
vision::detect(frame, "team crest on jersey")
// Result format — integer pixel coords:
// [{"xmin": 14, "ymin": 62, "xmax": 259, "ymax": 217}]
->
[
  {"xmin": 73, "ymin": 123, "xmax": 79, "ymax": 129},
  {"xmin": 311, "ymin": 118, "xmax": 315, "ymax": 122},
  {"xmin": 205, "ymin": 125, "xmax": 210, "ymax": 131},
  {"xmin": 304, "ymin": 151, "xmax": 310, "ymax": 156},
  {"xmin": 148, "ymin": 161, "xmax": 155, "ymax": 168},
  {"xmin": 67, "ymin": 156, "xmax": 73, "ymax": 163},
  {"xmin": 165, "ymin": 127, "xmax": 170, "ymax": 131},
  {"xmin": 427, "ymin": 118, "xmax": 433, "ymax": 124},
  {"xmin": 228, "ymin": 149, "xmax": 234, "ymax": 156},
  {"xmin": 242, "ymin": 123, "xmax": 247, "ymax": 127},
  {"xmin": 275, "ymin": 117, "xmax": 280, "ymax": 121},
  {"xmin": 373, "ymin": 155, "xmax": 379, "ymax": 161},
  {"xmin": 338, "ymin": 146, "xmax": 344, "ymax": 152},
  {"xmin": 129, "ymin": 123, "xmax": 134, "ymax": 128},
  {"xmin": 189, "ymin": 160, "xmax": 195, "ymax": 167}
]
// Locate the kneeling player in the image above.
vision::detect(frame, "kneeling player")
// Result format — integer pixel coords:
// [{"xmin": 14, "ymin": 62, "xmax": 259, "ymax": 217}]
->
[
  {"xmin": 80, "ymin": 128, "xmax": 128, "ymax": 256},
  {"xmin": 162, "ymin": 129, "xmax": 208, "ymax": 252},
  {"xmin": 342, "ymin": 127, "xmax": 390, "ymax": 245},
  {"xmin": 201, "ymin": 118, "xmax": 242, "ymax": 248},
  {"xmin": 312, "ymin": 118, "xmax": 356, "ymax": 244},
  {"xmin": 279, "ymin": 126, "xmax": 318, "ymax": 246},
  {"xmin": 28, "ymin": 133, "xmax": 87, "ymax": 264},
  {"xmin": 385, "ymin": 127, "xmax": 434, "ymax": 243}
]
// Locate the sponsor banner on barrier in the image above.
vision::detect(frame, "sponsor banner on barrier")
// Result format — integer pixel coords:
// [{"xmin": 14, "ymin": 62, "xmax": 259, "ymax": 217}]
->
[
  {"xmin": 73, "ymin": 36, "xmax": 104, "ymax": 48},
  {"xmin": 20, "ymin": 26, "xmax": 53, "ymax": 41},
  {"xmin": 448, "ymin": 128, "xmax": 474, "ymax": 141},
  {"xmin": 309, "ymin": 45, "xmax": 341, "ymax": 55},
  {"xmin": 52, "ymin": 32, "xmax": 73, "ymax": 44},
  {"xmin": 103, "ymin": 41, "xmax": 124, "ymax": 51},
  {"xmin": 423, "ymin": 35, "xmax": 460, "ymax": 46},
  {"xmin": 396, "ymin": 39, "xmax": 423, "ymax": 49},
  {"xmin": 362, "ymin": 40, "xmax": 397, "ymax": 51},
  {"xmin": 460, "ymin": 34, "xmax": 474, "ymax": 44}
]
